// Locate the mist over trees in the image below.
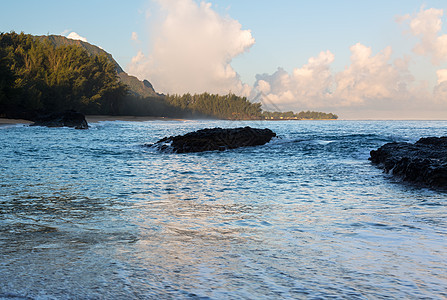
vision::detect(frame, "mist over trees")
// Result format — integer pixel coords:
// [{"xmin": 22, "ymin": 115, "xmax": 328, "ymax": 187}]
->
[{"xmin": 0, "ymin": 32, "xmax": 337, "ymax": 120}]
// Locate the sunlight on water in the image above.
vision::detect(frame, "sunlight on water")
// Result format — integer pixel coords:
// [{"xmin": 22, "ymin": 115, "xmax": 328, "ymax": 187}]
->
[{"xmin": 1, "ymin": 120, "xmax": 446, "ymax": 299}]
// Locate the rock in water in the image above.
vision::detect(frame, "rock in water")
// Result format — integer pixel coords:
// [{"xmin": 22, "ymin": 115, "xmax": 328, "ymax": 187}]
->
[
  {"xmin": 31, "ymin": 111, "xmax": 89, "ymax": 129},
  {"xmin": 369, "ymin": 137, "xmax": 447, "ymax": 189},
  {"xmin": 151, "ymin": 127, "xmax": 276, "ymax": 153}
]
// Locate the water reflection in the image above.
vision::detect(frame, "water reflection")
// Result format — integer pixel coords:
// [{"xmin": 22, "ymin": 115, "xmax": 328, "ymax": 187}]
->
[{"xmin": 1, "ymin": 121, "xmax": 446, "ymax": 298}]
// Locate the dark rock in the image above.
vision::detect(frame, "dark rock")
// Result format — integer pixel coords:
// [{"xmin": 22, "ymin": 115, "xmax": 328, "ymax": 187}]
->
[
  {"xmin": 369, "ymin": 137, "xmax": 447, "ymax": 190},
  {"xmin": 150, "ymin": 126, "xmax": 276, "ymax": 153},
  {"xmin": 31, "ymin": 111, "xmax": 89, "ymax": 129}
]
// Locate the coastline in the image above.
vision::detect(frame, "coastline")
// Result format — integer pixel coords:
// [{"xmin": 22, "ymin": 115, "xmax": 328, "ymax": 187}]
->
[
  {"xmin": 4, "ymin": 116, "xmax": 445, "ymax": 125},
  {"xmin": 85, "ymin": 115, "xmax": 187, "ymax": 123},
  {"xmin": 0, "ymin": 116, "xmax": 186, "ymax": 126}
]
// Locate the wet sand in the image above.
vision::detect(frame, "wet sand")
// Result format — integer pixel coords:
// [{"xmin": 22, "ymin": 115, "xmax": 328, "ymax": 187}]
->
[{"xmin": 0, "ymin": 118, "xmax": 32, "ymax": 126}]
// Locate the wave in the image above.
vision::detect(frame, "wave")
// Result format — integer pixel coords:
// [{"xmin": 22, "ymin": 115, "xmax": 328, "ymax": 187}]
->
[
  {"xmin": 0, "ymin": 124, "xmax": 28, "ymax": 130},
  {"xmin": 0, "ymin": 293, "xmax": 33, "ymax": 299}
]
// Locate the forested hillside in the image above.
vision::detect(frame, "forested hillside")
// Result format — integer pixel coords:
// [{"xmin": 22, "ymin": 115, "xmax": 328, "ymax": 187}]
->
[
  {"xmin": 0, "ymin": 32, "xmax": 338, "ymax": 120},
  {"xmin": 0, "ymin": 32, "xmax": 129, "ymax": 117},
  {"xmin": 36, "ymin": 35, "xmax": 159, "ymax": 98},
  {"xmin": 35, "ymin": 34, "xmax": 124, "ymax": 73}
]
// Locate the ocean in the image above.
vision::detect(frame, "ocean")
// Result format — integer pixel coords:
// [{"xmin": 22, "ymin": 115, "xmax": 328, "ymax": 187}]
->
[{"xmin": 1, "ymin": 120, "xmax": 446, "ymax": 299}]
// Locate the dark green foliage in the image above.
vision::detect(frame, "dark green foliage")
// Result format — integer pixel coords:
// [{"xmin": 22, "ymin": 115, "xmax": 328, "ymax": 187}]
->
[
  {"xmin": 36, "ymin": 35, "xmax": 158, "ymax": 98},
  {"xmin": 0, "ymin": 31, "xmax": 128, "ymax": 117},
  {"xmin": 0, "ymin": 45, "xmax": 16, "ymax": 110},
  {"xmin": 297, "ymin": 110, "xmax": 338, "ymax": 120},
  {"xmin": 262, "ymin": 110, "xmax": 338, "ymax": 120},
  {"xmin": 165, "ymin": 92, "xmax": 263, "ymax": 119},
  {"xmin": 35, "ymin": 34, "xmax": 124, "ymax": 73}
]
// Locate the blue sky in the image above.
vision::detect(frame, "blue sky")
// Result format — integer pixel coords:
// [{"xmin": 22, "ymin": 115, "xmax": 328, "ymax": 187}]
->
[{"xmin": 2, "ymin": 0, "xmax": 447, "ymax": 119}]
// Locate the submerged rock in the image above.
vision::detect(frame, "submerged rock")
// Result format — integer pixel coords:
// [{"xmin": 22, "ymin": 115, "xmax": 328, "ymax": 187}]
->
[
  {"xmin": 369, "ymin": 137, "xmax": 447, "ymax": 189},
  {"xmin": 31, "ymin": 111, "xmax": 89, "ymax": 129},
  {"xmin": 151, "ymin": 126, "xmax": 276, "ymax": 153}
]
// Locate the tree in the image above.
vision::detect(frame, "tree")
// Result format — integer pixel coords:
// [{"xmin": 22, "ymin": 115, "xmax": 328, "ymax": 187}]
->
[{"xmin": 0, "ymin": 31, "xmax": 129, "ymax": 117}]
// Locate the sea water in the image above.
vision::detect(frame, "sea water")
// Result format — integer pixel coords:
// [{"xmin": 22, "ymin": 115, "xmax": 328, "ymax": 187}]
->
[{"xmin": 0, "ymin": 120, "xmax": 446, "ymax": 299}]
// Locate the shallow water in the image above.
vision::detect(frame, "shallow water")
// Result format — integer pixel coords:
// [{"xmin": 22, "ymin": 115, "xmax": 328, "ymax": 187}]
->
[{"xmin": 1, "ymin": 120, "xmax": 446, "ymax": 299}]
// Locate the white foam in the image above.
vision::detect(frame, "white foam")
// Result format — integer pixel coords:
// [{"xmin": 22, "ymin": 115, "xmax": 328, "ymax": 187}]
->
[{"xmin": 0, "ymin": 124, "xmax": 28, "ymax": 130}]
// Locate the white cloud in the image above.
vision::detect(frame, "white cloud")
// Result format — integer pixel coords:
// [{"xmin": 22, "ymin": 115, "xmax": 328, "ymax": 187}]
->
[
  {"xmin": 131, "ymin": 51, "xmax": 146, "ymax": 64},
  {"xmin": 436, "ymin": 69, "xmax": 447, "ymax": 84},
  {"xmin": 404, "ymin": 7, "xmax": 447, "ymax": 64},
  {"xmin": 255, "ymin": 50, "xmax": 335, "ymax": 110},
  {"xmin": 254, "ymin": 44, "xmax": 418, "ymax": 113},
  {"xmin": 334, "ymin": 43, "xmax": 414, "ymax": 105},
  {"xmin": 66, "ymin": 32, "xmax": 87, "ymax": 43},
  {"xmin": 395, "ymin": 14, "xmax": 410, "ymax": 24},
  {"xmin": 256, "ymin": 80, "xmax": 271, "ymax": 94},
  {"xmin": 434, "ymin": 69, "xmax": 447, "ymax": 102},
  {"xmin": 131, "ymin": 32, "xmax": 139, "ymax": 41},
  {"xmin": 127, "ymin": 0, "xmax": 254, "ymax": 96}
]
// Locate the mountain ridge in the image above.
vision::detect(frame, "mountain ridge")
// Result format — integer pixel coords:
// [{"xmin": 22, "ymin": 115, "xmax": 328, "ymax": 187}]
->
[{"xmin": 35, "ymin": 35, "xmax": 159, "ymax": 98}]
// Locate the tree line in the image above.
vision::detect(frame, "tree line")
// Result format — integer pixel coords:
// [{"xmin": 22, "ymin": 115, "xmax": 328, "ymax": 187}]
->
[
  {"xmin": 165, "ymin": 93, "xmax": 263, "ymax": 119},
  {"xmin": 0, "ymin": 31, "xmax": 338, "ymax": 120},
  {"xmin": 165, "ymin": 93, "xmax": 338, "ymax": 120},
  {"xmin": 261, "ymin": 110, "xmax": 338, "ymax": 120}
]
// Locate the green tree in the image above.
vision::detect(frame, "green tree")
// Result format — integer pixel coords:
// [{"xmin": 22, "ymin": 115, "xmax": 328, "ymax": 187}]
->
[{"xmin": 0, "ymin": 31, "xmax": 129, "ymax": 117}]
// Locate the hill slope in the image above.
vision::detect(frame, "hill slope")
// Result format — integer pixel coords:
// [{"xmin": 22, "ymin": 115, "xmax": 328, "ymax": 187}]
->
[{"xmin": 35, "ymin": 35, "xmax": 158, "ymax": 98}]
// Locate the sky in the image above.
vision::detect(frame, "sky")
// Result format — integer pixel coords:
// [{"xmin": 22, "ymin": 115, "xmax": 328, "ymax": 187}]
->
[{"xmin": 1, "ymin": 0, "xmax": 447, "ymax": 119}]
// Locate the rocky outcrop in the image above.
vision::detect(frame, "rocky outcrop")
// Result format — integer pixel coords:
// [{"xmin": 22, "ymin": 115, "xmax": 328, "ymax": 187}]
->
[
  {"xmin": 150, "ymin": 127, "xmax": 276, "ymax": 153},
  {"xmin": 369, "ymin": 137, "xmax": 447, "ymax": 189},
  {"xmin": 31, "ymin": 111, "xmax": 89, "ymax": 129}
]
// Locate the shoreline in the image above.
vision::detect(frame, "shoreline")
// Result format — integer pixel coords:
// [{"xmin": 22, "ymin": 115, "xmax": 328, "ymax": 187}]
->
[
  {"xmin": 3, "ymin": 116, "xmax": 445, "ymax": 126},
  {"xmin": 85, "ymin": 115, "xmax": 188, "ymax": 123},
  {"xmin": 0, "ymin": 116, "xmax": 187, "ymax": 126},
  {"xmin": 0, "ymin": 116, "xmax": 338, "ymax": 126}
]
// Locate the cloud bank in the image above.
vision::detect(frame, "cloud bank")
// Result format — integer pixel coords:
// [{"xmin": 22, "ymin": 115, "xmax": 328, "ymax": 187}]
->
[
  {"xmin": 255, "ymin": 50, "xmax": 335, "ymax": 109},
  {"xmin": 255, "ymin": 44, "xmax": 417, "ymax": 112},
  {"xmin": 253, "ymin": 6, "xmax": 447, "ymax": 118},
  {"xmin": 128, "ymin": 0, "xmax": 254, "ymax": 96},
  {"xmin": 128, "ymin": 4, "xmax": 447, "ymax": 119}
]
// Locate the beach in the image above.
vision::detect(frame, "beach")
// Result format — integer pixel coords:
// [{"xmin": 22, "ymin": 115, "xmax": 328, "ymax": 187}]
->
[{"xmin": 0, "ymin": 118, "xmax": 32, "ymax": 126}]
